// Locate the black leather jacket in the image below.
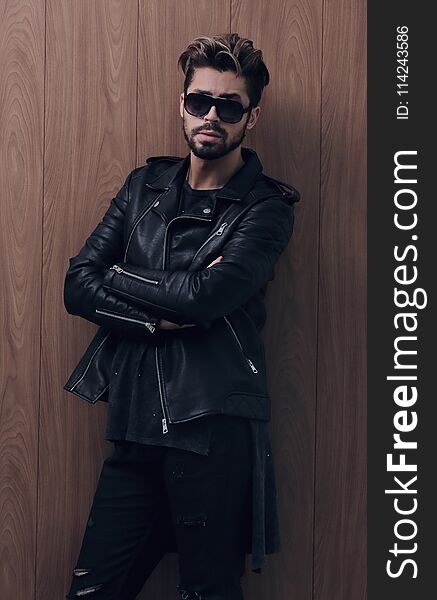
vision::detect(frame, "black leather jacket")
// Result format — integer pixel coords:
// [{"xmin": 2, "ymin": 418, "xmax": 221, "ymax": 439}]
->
[{"xmin": 63, "ymin": 146, "xmax": 300, "ymax": 425}]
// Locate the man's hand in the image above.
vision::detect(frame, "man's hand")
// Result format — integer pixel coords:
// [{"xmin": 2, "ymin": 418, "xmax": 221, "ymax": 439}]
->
[
  {"xmin": 157, "ymin": 256, "xmax": 223, "ymax": 330},
  {"xmin": 206, "ymin": 255, "xmax": 223, "ymax": 268}
]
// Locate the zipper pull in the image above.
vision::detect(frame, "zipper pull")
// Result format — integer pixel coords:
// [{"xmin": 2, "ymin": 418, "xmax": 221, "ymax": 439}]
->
[
  {"xmin": 145, "ymin": 322, "xmax": 156, "ymax": 333},
  {"xmin": 162, "ymin": 418, "xmax": 168, "ymax": 434},
  {"xmin": 216, "ymin": 222, "xmax": 228, "ymax": 236},
  {"xmin": 110, "ymin": 265, "xmax": 123, "ymax": 273},
  {"xmin": 247, "ymin": 359, "xmax": 258, "ymax": 374}
]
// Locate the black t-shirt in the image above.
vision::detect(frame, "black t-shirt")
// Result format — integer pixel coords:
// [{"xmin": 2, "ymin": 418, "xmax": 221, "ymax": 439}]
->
[
  {"xmin": 104, "ymin": 179, "xmax": 222, "ymax": 454},
  {"xmin": 177, "ymin": 178, "xmax": 220, "ymax": 213}
]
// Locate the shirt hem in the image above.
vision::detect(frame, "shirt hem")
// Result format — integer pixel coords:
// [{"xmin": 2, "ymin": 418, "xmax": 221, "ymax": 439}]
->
[{"xmin": 104, "ymin": 431, "xmax": 211, "ymax": 455}]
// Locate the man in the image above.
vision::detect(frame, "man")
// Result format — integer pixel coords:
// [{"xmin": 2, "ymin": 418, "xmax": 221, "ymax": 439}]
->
[{"xmin": 64, "ymin": 32, "xmax": 299, "ymax": 600}]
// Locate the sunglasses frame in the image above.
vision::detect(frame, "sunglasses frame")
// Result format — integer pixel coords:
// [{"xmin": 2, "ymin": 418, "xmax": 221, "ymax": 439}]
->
[{"xmin": 183, "ymin": 92, "xmax": 252, "ymax": 124}]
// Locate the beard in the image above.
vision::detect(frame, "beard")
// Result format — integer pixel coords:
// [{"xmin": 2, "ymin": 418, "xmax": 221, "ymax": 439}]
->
[{"xmin": 182, "ymin": 116, "xmax": 249, "ymax": 160}]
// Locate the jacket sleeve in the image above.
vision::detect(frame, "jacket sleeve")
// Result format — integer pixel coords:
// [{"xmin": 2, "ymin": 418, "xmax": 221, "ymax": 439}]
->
[
  {"xmin": 102, "ymin": 195, "xmax": 297, "ymax": 325},
  {"xmin": 63, "ymin": 170, "xmax": 162, "ymax": 338}
]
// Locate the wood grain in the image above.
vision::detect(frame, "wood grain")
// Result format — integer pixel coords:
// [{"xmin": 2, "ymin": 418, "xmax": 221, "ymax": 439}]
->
[
  {"xmin": 38, "ymin": 1, "xmax": 138, "ymax": 598},
  {"xmin": 314, "ymin": 0, "xmax": 367, "ymax": 598},
  {"xmin": 0, "ymin": 0, "xmax": 44, "ymax": 598}
]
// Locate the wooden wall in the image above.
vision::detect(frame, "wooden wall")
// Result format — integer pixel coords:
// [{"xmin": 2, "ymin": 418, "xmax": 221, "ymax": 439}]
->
[{"xmin": 0, "ymin": 1, "xmax": 366, "ymax": 598}]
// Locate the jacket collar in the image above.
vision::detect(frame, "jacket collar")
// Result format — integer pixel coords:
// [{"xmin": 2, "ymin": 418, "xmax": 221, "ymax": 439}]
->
[{"xmin": 146, "ymin": 146, "xmax": 263, "ymax": 202}]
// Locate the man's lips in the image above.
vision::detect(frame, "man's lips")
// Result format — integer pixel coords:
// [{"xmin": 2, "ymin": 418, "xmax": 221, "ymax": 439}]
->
[{"xmin": 197, "ymin": 131, "xmax": 222, "ymax": 139}]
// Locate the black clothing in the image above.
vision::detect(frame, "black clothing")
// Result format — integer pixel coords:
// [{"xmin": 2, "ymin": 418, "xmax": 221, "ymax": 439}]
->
[
  {"xmin": 178, "ymin": 177, "xmax": 222, "ymax": 215},
  {"xmin": 63, "ymin": 147, "xmax": 300, "ymax": 573},
  {"xmin": 104, "ymin": 180, "xmax": 221, "ymax": 454},
  {"xmin": 66, "ymin": 415, "xmax": 252, "ymax": 600},
  {"xmin": 104, "ymin": 337, "xmax": 215, "ymax": 454},
  {"xmin": 63, "ymin": 147, "xmax": 300, "ymax": 424}
]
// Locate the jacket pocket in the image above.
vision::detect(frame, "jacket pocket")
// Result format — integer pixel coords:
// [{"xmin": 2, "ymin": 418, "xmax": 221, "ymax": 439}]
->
[
  {"xmin": 162, "ymin": 314, "xmax": 269, "ymax": 422},
  {"xmin": 223, "ymin": 315, "xmax": 259, "ymax": 373},
  {"xmin": 110, "ymin": 264, "xmax": 160, "ymax": 285},
  {"xmin": 94, "ymin": 307, "xmax": 157, "ymax": 333},
  {"xmin": 64, "ymin": 327, "xmax": 117, "ymax": 404}
]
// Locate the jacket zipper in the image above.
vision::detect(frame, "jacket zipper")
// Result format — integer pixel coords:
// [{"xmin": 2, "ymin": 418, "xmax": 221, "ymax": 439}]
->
[
  {"xmin": 189, "ymin": 193, "xmax": 279, "ymax": 267},
  {"xmin": 69, "ymin": 332, "xmax": 111, "ymax": 391},
  {"xmin": 190, "ymin": 222, "xmax": 228, "ymax": 264},
  {"xmin": 123, "ymin": 186, "xmax": 170, "ymax": 262},
  {"xmin": 154, "ymin": 212, "xmax": 214, "ymax": 432},
  {"xmin": 95, "ymin": 308, "xmax": 156, "ymax": 333},
  {"xmin": 155, "ymin": 345, "xmax": 169, "ymax": 433},
  {"xmin": 223, "ymin": 315, "xmax": 258, "ymax": 373},
  {"xmin": 110, "ymin": 264, "xmax": 159, "ymax": 285},
  {"xmin": 109, "ymin": 186, "xmax": 172, "ymax": 432}
]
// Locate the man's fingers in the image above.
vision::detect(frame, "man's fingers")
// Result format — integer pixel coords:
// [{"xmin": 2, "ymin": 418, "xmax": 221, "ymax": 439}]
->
[
  {"xmin": 158, "ymin": 319, "xmax": 196, "ymax": 330},
  {"xmin": 158, "ymin": 319, "xmax": 179, "ymax": 329},
  {"xmin": 158, "ymin": 256, "xmax": 223, "ymax": 329},
  {"xmin": 207, "ymin": 255, "xmax": 223, "ymax": 268}
]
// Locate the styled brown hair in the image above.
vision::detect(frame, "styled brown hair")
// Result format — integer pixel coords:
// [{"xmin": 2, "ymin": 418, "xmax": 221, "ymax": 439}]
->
[{"xmin": 178, "ymin": 33, "xmax": 270, "ymax": 108}]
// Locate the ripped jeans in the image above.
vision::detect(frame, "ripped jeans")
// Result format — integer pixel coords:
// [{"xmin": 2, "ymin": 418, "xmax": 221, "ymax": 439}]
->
[{"xmin": 65, "ymin": 415, "xmax": 252, "ymax": 600}]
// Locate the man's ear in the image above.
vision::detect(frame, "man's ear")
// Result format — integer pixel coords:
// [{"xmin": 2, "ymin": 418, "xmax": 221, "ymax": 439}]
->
[
  {"xmin": 246, "ymin": 106, "xmax": 261, "ymax": 130},
  {"xmin": 179, "ymin": 92, "xmax": 184, "ymax": 118}
]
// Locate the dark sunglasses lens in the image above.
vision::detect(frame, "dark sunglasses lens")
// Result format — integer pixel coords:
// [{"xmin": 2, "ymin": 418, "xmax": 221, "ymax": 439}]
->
[
  {"xmin": 185, "ymin": 94, "xmax": 211, "ymax": 117},
  {"xmin": 217, "ymin": 100, "xmax": 244, "ymax": 123}
]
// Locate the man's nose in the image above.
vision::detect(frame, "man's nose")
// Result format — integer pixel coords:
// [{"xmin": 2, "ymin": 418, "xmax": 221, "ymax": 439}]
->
[{"xmin": 203, "ymin": 104, "xmax": 220, "ymax": 121}]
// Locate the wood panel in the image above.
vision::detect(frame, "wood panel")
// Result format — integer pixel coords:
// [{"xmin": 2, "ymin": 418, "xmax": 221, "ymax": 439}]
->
[
  {"xmin": 232, "ymin": 2, "xmax": 322, "ymax": 599},
  {"xmin": 38, "ymin": 1, "xmax": 138, "ymax": 598},
  {"xmin": 0, "ymin": 1, "xmax": 44, "ymax": 598},
  {"xmin": 315, "ymin": 0, "xmax": 367, "ymax": 598},
  {"xmin": 135, "ymin": 2, "xmax": 231, "ymax": 597}
]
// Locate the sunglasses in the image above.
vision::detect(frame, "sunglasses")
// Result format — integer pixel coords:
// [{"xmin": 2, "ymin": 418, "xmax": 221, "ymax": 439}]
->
[{"xmin": 184, "ymin": 92, "xmax": 252, "ymax": 124}]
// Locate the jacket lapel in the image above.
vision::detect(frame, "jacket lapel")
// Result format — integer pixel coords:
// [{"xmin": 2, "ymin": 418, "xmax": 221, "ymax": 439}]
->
[{"xmin": 143, "ymin": 146, "xmax": 265, "ymax": 231}]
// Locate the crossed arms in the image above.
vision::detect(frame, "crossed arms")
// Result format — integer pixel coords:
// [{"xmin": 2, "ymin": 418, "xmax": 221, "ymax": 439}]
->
[
  {"xmin": 64, "ymin": 171, "xmax": 297, "ymax": 336},
  {"xmin": 158, "ymin": 255, "xmax": 223, "ymax": 330}
]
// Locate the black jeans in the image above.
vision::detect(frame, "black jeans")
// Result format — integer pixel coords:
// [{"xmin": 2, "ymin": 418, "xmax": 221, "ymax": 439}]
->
[{"xmin": 65, "ymin": 415, "xmax": 253, "ymax": 600}]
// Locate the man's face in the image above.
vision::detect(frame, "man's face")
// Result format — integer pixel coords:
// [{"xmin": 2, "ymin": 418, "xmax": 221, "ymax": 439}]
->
[{"xmin": 179, "ymin": 66, "xmax": 260, "ymax": 160}]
